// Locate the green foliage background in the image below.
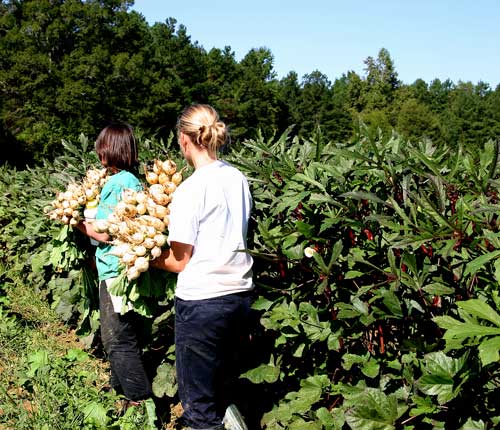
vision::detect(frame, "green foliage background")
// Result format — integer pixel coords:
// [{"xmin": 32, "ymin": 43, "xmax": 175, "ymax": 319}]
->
[
  {"xmin": 228, "ymin": 128, "xmax": 500, "ymax": 429},
  {"xmin": 1, "ymin": 0, "xmax": 500, "ymax": 166},
  {"xmin": 2, "ymin": 1, "xmax": 500, "ymax": 429},
  {"xmin": 2, "ymin": 128, "xmax": 500, "ymax": 429}
]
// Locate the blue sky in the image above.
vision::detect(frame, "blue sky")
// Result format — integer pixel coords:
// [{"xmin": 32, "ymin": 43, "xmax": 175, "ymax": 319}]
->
[{"xmin": 131, "ymin": 0, "xmax": 500, "ymax": 87}]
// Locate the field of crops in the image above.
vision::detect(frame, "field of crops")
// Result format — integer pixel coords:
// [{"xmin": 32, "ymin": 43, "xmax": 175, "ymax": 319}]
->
[{"xmin": 2, "ymin": 128, "xmax": 500, "ymax": 429}]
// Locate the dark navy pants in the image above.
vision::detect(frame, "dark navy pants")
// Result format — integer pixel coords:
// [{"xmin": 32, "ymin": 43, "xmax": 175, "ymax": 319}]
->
[
  {"xmin": 99, "ymin": 281, "xmax": 152, "ymax": 401},
  {"xmin": 175, "ymin": 292, "xmax": 252, "ymax": 430}
]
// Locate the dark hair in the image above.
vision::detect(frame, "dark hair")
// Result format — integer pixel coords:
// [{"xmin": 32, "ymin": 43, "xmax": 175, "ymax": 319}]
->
[{"xmin": 95, "ymin": 123, "xmax": 138, "ymax": 171}]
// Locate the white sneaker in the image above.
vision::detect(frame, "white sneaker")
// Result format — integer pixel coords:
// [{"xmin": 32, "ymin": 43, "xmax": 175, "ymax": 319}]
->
[{"xmin": 222, "ymin": 404, "xmax": 248, "ymax": 430}]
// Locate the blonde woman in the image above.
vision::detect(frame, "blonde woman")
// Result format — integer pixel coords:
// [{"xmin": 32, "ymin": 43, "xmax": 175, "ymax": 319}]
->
[{"xmin": 152, "ymin": 104, "xmax": 253, "ymax": 430}]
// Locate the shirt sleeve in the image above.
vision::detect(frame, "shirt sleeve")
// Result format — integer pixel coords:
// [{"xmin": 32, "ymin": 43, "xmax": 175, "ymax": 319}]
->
[
  {"xmin": 167, "ymin": 184, "xmax": 199, "ymax": 246},
  {"xmin": 97, "ymin": 172, "xmax": 141, "ymax": 220},
  {"xmin": 97, "ymin": 182, "xmax": 122, "ymax": 219}
]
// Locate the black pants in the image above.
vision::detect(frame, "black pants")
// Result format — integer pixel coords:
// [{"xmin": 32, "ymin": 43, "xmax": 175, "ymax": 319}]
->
[
  {"xmin": 99, "ymin": 281, "xmax": 152, "ymax": 401},
  {"xmin": 175, "ymin": 292, "xmax": 252, "ymax": 430}
]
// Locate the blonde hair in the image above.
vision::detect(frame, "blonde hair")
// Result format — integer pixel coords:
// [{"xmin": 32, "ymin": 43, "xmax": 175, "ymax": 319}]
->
[{"xmin": 176, "ymin": 104, "xmax": 228, "ymax": 153}]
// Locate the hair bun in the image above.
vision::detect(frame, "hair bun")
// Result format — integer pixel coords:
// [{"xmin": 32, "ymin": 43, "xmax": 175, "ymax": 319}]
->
[{"xmin": 177, "ymin": 104, "xmax": 229, "ymax": 152}]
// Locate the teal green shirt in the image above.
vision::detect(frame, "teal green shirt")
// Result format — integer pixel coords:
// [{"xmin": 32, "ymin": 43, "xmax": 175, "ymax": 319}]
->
[{"xmin": 95, "ymin": 170, "xmax": 141, "ymax": 281}]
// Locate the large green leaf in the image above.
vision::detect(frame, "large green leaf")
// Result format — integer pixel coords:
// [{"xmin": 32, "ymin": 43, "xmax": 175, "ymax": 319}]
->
[
  {"xmin": 478, "ymin": 336, "xmax": 500, "ymax": 366},
  {"xmin": 152, "ymin": 362, "xmax": 177, "ymax": 398},
  {"xmin": 457, "ymin": 299, "xmax": 500, "ymax": 327},
  {"xmin": 434, "ymin": 316, "xmax": 500, "ymax": 340},
  {"xmin": 240, "ymin": 363, "xmax": 280, "ymax": 384},
  {"xmin": 260, "ymin": 375, "xmax": 330, "ymax": 429},
  {"xmin": 417, "ymin": 352, "xmax": 467, "ymax": 405},
  {"xmin": 345, "ymin": 388, "xmax": 405, "ymax": 430},
  {"xmin": 26, "ymin": 349, "xmax": 50, "ymax": 377},
  {"xmin": 460, "ymin": 418, "xmax": 487, "ymax": 430},
  {"xmin": 463, "ymin": 250, "xmax": 500, "ymax": 278},
  {"xmin": 82, "ymin": 402, "xmax": 110, "ymax": 427},
  {"xmin": 380, "ymin": 289, "xmax": 403, "ymax": 318},
  {"xmin": 289, "ymin": 419, "xmax": 322, "ymax": 430}
]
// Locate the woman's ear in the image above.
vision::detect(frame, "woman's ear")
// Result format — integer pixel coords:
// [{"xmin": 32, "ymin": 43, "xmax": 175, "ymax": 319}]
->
[
  {"xmin": 179, "ymin": 132, "xmax": 189, "ymax": 151},
  {"xmin": 98, "ymin": 153, "xmax": 108, "ymax": 167}
]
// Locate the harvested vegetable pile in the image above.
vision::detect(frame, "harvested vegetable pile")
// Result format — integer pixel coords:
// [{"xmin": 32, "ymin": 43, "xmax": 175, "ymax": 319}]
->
[
  {"xmin": 47, "ymin": 168, "xmax": 108, "ymax": 225},
  {"xmin": 47, "ymin": 159, "xmax": 184, "ymax": 282},
  {"xmin": 94, "ymin": 159, "xmax": 184, "ymax": 280}
]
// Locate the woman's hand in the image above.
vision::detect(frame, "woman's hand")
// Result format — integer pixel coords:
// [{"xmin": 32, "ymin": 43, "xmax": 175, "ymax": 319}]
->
[
  {"xmin": 150, "ymin": 241, "xmax": 193, "ymax": 273},
  {"xmin": 74, "ymin": 220, "xmax": 111, "ymax": 243}
]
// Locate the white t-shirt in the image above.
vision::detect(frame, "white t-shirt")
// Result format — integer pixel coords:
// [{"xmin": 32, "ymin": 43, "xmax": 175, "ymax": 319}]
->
[{"xmin": 167, "ymin": 160, "xmax": 254, "ymax": 300}]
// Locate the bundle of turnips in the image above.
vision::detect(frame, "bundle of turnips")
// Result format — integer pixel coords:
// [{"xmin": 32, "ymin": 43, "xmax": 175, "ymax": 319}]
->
[
  {"xmin": 47, "ymin": 167, "xmax": 108, "ymax": 225},
  {"xmin": 91, "ymin": 158, "xmax": 184, "ymax": 281},
  {"xmin": 47, "ymin": 159, "xmax": 184, "ymax": 282}
]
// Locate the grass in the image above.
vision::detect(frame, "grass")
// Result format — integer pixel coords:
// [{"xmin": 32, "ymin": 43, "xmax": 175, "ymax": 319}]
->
[{"xmin": 0, "ymin": 281, "xmax": 160, "ymax": 430}]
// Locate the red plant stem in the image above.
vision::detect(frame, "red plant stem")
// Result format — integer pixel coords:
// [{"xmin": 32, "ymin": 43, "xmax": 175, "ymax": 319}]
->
[{"xmin": 378, "ymin": 323, "xmax": 385, "ymax": 354}]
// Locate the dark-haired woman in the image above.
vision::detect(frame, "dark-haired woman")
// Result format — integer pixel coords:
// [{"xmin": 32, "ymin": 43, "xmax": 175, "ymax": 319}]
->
[{"xmin": 76, "ymin": 123, "xmax": 152, "ymax": 404}]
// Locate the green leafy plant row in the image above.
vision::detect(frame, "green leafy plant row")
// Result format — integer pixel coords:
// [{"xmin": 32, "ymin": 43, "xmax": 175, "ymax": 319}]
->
[
  {"xmin": 2, "ymin": 128, "xmax": 500, "ymax": 429},
  {"xmin": 227, "ymin": 127, "xmax": 500, "ymax": 429}
]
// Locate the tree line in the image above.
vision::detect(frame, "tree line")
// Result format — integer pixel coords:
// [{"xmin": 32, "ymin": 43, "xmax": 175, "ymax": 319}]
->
[{"xmin": 1, "ymin": 0, "xmax": 500, "ymax": 166}]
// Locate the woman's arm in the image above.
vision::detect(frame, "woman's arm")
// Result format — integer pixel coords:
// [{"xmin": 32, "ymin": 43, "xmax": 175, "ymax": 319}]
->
[
  {"xmin": 150, "ymin": 241, "xmax": 193, "ymax": 273},
  {"xmin": 75, "ymin": 220, "xmax": 111, "ymax": 243}
]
